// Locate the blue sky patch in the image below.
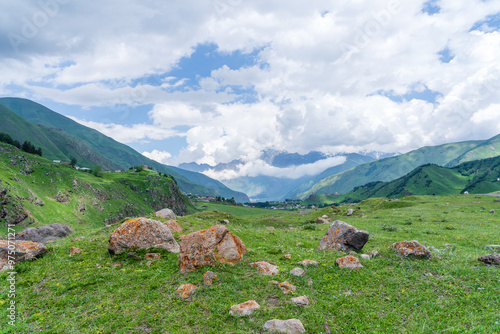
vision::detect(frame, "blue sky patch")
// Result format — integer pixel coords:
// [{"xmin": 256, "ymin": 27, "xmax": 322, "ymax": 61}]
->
[
  {"xmin": 438, "ymin": 47, "xmax": 454, "ymax": 63},
  {"xmin": 470, "ymin": 12, "xmax": 500, "ymax": 32},
  {"xmin": 374, "ymin": 85, "xmax": 442, "ymax": 103},
  {"xmin": 422, "ymin": 0, "xmax": 440, "ymax": 15}
]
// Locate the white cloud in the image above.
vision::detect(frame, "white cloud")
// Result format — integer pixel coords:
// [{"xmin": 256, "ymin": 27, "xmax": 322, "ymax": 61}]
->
[{"xmin": 142, "ymin": 149, "xmax": 172, "ymax": 164}]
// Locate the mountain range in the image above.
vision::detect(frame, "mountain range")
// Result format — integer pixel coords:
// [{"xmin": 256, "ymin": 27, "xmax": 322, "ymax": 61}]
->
[{"xmin": 0, "ymin": 98, "xmax": 249, "ymax": 202}]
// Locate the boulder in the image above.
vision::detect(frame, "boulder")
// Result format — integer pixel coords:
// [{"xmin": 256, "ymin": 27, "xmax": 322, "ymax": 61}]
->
[
  {"xmin": 203, "ymin": 271, "xmax": 218, "ymax": 286},
  {"xmin": 108, "ymin": 218, "xmax": 180, "ymax": 255},
  {"xmin": 176, "ymin": 283, "xmax": 197, "ymax": 299},
  {"xmin": 250, "ymin": 261, "xmax": 279, "ymax": 275},
  {"xmin": 0, "ymin": 240, "xmax": 46, "ymax": 269},
  {"xmin": 298, "ymin": 260, "xmax": 318, "ymax": 267},
  {"xmin": 179, "ymin": 225, "xmax": 246, "ymax": 273},
  {"xmin": 155, "ymin": 208, "xmax": 176, "ymax": 219},
  {"xmin": 291, "ymin": 296, "xmax": 310, "ymax": 307},
  {"xmin": 229, "ymin": 300, "xmax": 260, "ymax": 316},
  {"xmin": 15, "ymin": 223, "xmax": 73, "ymax": 244},
  {"xmin": 391, "ymin": 240, "xmax": 431, "ymax": 258},
  {"xmin": 335, "ymin": 256, "xmax": 363, "ymax": 269},
  {"xmin": 478, "ymin": 254, "xmax": 500, "ymax": 265},
  {"xmin": 289, "ymin": 267, "xmax": 306, "ymax": 277},
  {"xmin": 317, "ymin": 220, "xmax": 369, "ymax": 252},
  {"xmin": 279, "ymin": 281, "xmax": 296, "ymax": 294},
  {"xmin": 315, "ymin": 217, "xmax": 329, "ymax": 224},
  {"xmin": 263, "ymin": 319, "xmax": 305, "ymax": 334},
  {"xmin": 163, "ymin": 220, "xmax": 183, "ymax": 233}
]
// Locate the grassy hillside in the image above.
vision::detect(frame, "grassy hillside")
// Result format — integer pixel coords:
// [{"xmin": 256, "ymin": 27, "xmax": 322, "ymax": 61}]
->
[
  {"xmin": 1, "ymin": 195, "xmax": 499, "ymax": 333},
  {"xmin": 294, "ymin": 139, "xmax": 496, "ymax": 199},
  {"xmin": 447, "ymin": 134, "xmax": 500, "ymax": 166},
  {"xmin": 0, "ymin": 98, "xmax": 249, "ymax": 202},
  {"xmin": 0, "ymin": 143, "xmax": 194, "ymax": 236}
]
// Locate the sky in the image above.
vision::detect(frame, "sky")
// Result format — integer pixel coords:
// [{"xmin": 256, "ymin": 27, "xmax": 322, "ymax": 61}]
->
[{"xmin": 1, "ymin": 0, "xmax": 500, "ymax": 180}]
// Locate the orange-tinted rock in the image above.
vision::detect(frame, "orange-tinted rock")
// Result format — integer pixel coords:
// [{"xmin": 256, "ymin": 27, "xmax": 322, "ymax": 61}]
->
[
  {"xmin": 0, "ymin": 240, "xmax": 47, "ymax": 268},
  {"xmin": 69, "ymin": 247, "xmax": 82, "ymax": 256},
  {"xmin": 279, "ymin": 281, "xmax": 296, "ymax": 294},
  {"xmin": 318, "ymin": 220, "xmax": 369, "ymax": 252},
  {"xmin": 291, "ymin": 296, "xmax": 310, "ymax": 307},
  {"xmin": 335, "ymin": 256, "xmax": 363, "ymax": 269},
  {"xmin": 391, "ymin": 240, "xmax": 431, "ymax": 259},
  {"xmin": 176, "ymin": 283, "xmax": 197, "ymax": 299},
  {"xmin": 298, "ymin": 260, "xmax": 318, "ymax": 267},
  {"xmin": 203, "ymin": 271, "xmax": 218, "ymax": 286},
  {"xmin": 250, "ymin": 261, "xmax": 279, "ymax": 275},
  {"xmin": 163, "ymin": 220, "xmax": 183, "ymax": 233},
  {"xmin": 145, "ymin": 253, "xmax": 161, "ymax": 260},
  {"xmin": 108, "ymin": 218, "xmax": 179, "ymax": 255},
  {"xmin": 229, "ymin": 300, "xmax": 260, "ymax": 316},
  {"xmin": 179, "ymin": 225, "xmax": 246, "ymax": 273}
]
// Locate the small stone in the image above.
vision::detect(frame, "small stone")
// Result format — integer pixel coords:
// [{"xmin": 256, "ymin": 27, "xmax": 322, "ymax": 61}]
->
[
  {"xmin": 251, "ymin": 261, "xmax": 279, "ymax": 275},
  {"xmin": 490, "ymin": 209, "xmax": 495, "ymax": 214},
  {"xmin": 221, "ymin": 219, "xmax": 230, "ymax": 225},
  {"xmin": 283, "ymin": 254, "xmax": 292, "ymax": 259},
  {"xmin": 289, "ymin": 267, "xmax": 306, "ymax": 277},
  {"xmin": 291, "ymin": 296, "xmax": 310, "ymax": 307},
  {"xmin": 203, "ymin": 271, "xmax": 218, "ymax": 286},
  {"xmin": 279, "ymin": 281, "xmax": 296, "ymax": 294},
  {"xmin": 69, "ymin": 247, "xmax": 82, "ymax": 256},
  {"xmin": 322, "ymin": 215, "xmax": 328, "ymax": 218},
  {"xmin": 392, "ymin": 240, "xmax": 431, "ymax": 259},
  {"xmin": 229, "ymin": 300, "xmax": 260, "ymax": 316},
  {"xmin": 146, "ymin": 260, "xmax": 153, "ymax": 267},
  {"xmin": 315, "ymin": 217, "xmax": 329, "ymax": 224},
  {"xmin": 348, "ymin": 250, "xmax": 357, "ymax": 255},
  {"xmin": 155, "ymin": 208, "xmax": 176, "ymax": 219},
  {"xmin": 296, "ymin": 242, "xmax": 302, "ymax": 246},
  {"xmin": 367, "ymin": 250, "xmax": 380, "ymax": 258},
  {"xmin": 360, "ymin": 254, "xmax": 370, "ymax": 260},
  {"xmin": 335, "ymin": 256, "xmax": 363, "ymax": 269},
  {"xmin": 478, "ymin": 254, "xmax": 500, "ymax": 265},
  {"xmin": 298, "ymin": 260, "xmax": 318, "ymax": 267},
  {"xmin": 176, "ymin": 283, "xmax": 197, "ymax": 299},
  {"xmin": 346, "ymin": 209, "xmax": 354, "ymax": 216},
  {"xmin": 145, "ymin": 253, "xmax": 161, "ymax": 260},
  {"xmin": 263, "ymin": 319, "xmax": 305, "ymax": 334}
]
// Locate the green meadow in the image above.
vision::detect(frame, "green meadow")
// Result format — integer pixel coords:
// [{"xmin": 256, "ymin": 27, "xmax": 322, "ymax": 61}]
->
[{"xmin": 1, "ymin": 195, "xmax": 499, "ymax": 333}]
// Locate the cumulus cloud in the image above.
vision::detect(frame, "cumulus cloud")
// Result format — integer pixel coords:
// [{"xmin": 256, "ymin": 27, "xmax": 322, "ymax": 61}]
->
[{"xmin": 142, "ymin": 149, "xmax": 172, "ymax": 164}]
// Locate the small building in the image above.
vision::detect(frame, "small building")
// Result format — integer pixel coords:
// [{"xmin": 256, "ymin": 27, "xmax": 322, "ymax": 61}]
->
[{"xmin": 53, "ymin": 160, "xmax": 61, "ymax": 163}]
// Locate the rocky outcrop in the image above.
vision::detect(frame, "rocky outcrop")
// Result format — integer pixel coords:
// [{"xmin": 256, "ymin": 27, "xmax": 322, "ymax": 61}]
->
[
  {"xmin": 179, "ymin": 225, "xmax": 246, "ymax": 273},
  {"xmin": 108, "ymin": 218, "xmax": 180, "ymax": 255},
  {"xmin": 391, "ymin": 240, "xmax": 431, "ymax": 259},
  {"xmin": 317, "ymin": 220, "xmax": 369, "ymax": 252},
  {"xmin": 163, "ymin": 220, "xmax": 183, "ymax": 233},
  {"xmin": 15, "ymin": 223, "xmax": 73, "ymax": 244}
]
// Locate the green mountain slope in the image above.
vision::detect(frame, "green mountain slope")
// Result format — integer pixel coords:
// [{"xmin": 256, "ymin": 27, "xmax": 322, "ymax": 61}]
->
[
  {"xmin": 0, "ymin": 142, "xmax": 194, "ymax": 228},
  {"xmin": 338, "ymin": 156, "xmax": 500, "ymax": 203},
  {"xmin": 446, "ymin": 134, "xmax": 500, "ymax": 166},
  {"xmin": 293, "ymin": 138, "xmax": 497, "ymax": 199},
  {"xmin": 0, "ymin": 98, "xmax": 249, "ymax": 202}
]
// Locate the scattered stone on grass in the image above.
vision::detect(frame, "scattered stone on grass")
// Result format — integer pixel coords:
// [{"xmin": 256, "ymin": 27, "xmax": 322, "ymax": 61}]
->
[
  {"xmin": 221, "ymin": 219, "xmax": 230, "ymax": 225},
  {"xmin": 229, "ymin": 300, "xmax": 260, "ymax": 316},
  {"xmin": 279, "ymin": 281, "xmax": 296, "ymax": 294},
  {"xmin": 490, "ymin": 209, "xmax": 495, "ymax": 214},
  {"xmin": 315, "ymin": 217, "xmax": 328, "ymax": 224},
  {"xmin": 298, "ymin": 260, "xmax": 318, "ymax": 267},
  {"xmin": 69, "ymin": 247, "xmax": 82, "ymax": 256},
  {"xmin": 108, "ymin": 218, "xmax": 180, "ymax": 255},
  {"xmin": 266, "ymin": 226, "xmax": 275, "ymax": 230},
  {"xmin": 289, "ymin": 267, "xmax": 306, "ymax": 277},
  {"xmin": 335, "ymin": 256, "xmax": 363, "ymax": 269},
  {"xmin": 251, "ymin": 261, "xmax": 279, "ymax": 275},
  {"xmin": 283, "ymin": 254, "xmax": 292, "ymax": 259},
  {"xmin": 360, "ymin": 254, "xmax": 370, "ymax": 260},
  {"xmin": 346, "ymin": 209, "xmax": 354, "ymax": 216},
  {"xmin": 0, "ymin": 240, "xmax": 46, "ymax": 269},
  {"xmin": 478, "ymin": 254, "xmax": 500, "ymax": 265},
  {"xmin": 163, "ymin": 220, "xmax": 183, "ymax": 233},
  {"xmin": 155, "ymin": 208, "xmax": 176, "ymax": 219},
  {"xmin": 71, "ymin": 236, "xmax": 85, "ymax": 242},
  {"xmin": 263, "ymin": 319, "xmax": 305, "ymax": 334},
  {"xmin": 367, "ymin": 250, "xmax": 380, "ymax": 258},
  {"xmin": 15, "ymin": 223, "xmax": 73, "ymax": 244},
  {"xmin": 176, "ymin": 284, "xmax": 197, "ymax": 299},
  {"xmin": 145, "ymin": 253, "xmax": 160, "ymax": 260},
  {"xmin": 203, "ymin": 271, "xmax": 218, "ymax": 286},
  {"xmin": 391, "ymin": 240, "xmax": 431, "ymax": 259},
  {"xmin": 291, "ymin": 296, "xmax": 310, "ymax": 307},
  {"xmin": 317, "ymin": 220, "xmax": 369, "ymax": 252},
  {"xmin": 180, "ymin": 225, "xmax": 246, "ymax": 273}
]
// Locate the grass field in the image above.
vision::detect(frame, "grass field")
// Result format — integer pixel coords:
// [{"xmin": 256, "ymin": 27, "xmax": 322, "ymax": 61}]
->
[{"xmin": 1, "ymin": 195, "xmax": 499, "ymax": 333}]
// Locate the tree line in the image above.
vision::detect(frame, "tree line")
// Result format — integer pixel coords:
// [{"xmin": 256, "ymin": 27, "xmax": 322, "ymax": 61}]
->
[{"xmin": 0, "ymin": 132, "xmax": 42, "ymax": 156}]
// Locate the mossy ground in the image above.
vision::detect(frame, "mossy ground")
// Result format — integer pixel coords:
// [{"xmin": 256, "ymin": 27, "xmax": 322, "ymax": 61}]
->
[{"xmin": 1, "ymin": 195, "xmax": 499, "ymax": 333}]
